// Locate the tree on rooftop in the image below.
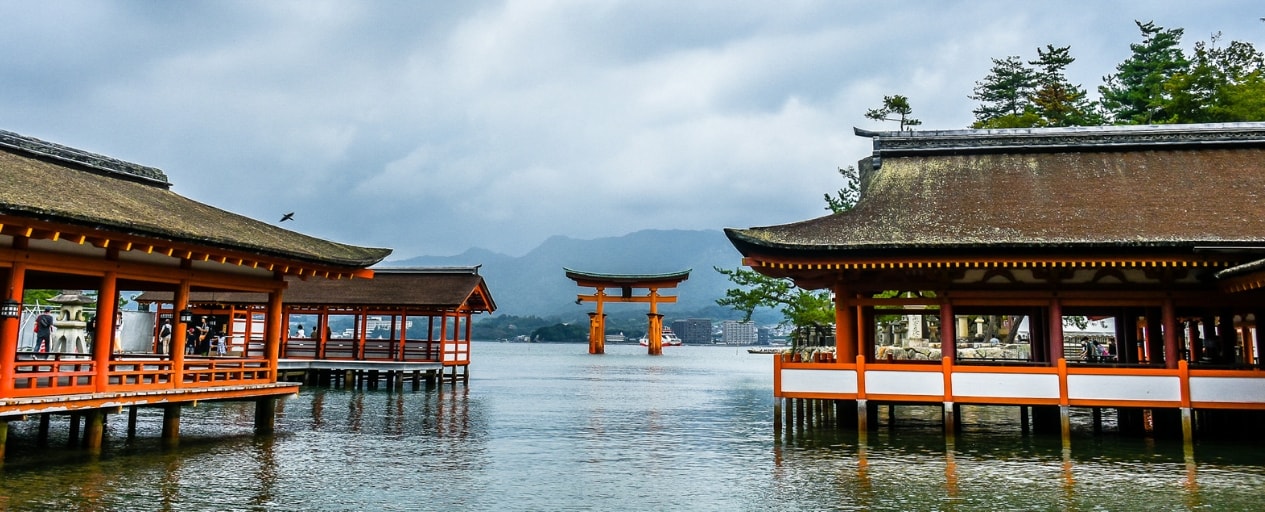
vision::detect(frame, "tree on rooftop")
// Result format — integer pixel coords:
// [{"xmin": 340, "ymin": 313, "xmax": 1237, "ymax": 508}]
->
[
  {"xmin": 1163, "ymin": 33, "xmax": 1265, "ymax": 123},
  {"xmin": 970, "ymin": 56, "xmax": 1037, "ymax": 128},
  {"xmin": 1029, "ymin": 45, "xmax": 1103, "ymax": 126},
  {"xmin": 1099, "ymin": 20, "xmax": 1189, "ymax": 124},
  {"xmin": 865, "ymin": 95, "xmax": 922, "ymax": 131}
]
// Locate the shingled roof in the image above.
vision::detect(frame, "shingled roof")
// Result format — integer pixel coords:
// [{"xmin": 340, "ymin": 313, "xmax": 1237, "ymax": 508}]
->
[
  {"xmin": 137, "ymin": 267, "xmax": 496, "ymax": 311},
  {"xmin": 0, "ymin": 129, "xmax": 391, "ymax": 268},
  {"xmin": 727, "ymin": 122, "xmax": 1265, "ymax": 259}
]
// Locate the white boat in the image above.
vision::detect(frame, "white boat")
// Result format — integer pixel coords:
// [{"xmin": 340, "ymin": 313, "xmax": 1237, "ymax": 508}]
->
[{"xmin": 638, "ymin": 327, "xmax": 683, "ymax": 347}]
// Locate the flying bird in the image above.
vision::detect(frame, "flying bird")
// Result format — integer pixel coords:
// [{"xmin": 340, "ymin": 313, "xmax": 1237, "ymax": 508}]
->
[{"xmin": 280, "ymin": 212, "xmax": 294, "ymax": 222}]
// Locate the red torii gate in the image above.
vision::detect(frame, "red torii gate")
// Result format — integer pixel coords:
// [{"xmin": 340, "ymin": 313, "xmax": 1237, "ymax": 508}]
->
[{"xmin": 565, "ymin": 268, "xmax": 690, "ymax": 355}]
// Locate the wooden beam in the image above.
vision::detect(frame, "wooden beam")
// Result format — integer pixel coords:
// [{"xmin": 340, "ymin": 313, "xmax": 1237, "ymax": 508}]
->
[{"xmin": 575, "ymin": 294, "xmax": 678, "ymax": 304}]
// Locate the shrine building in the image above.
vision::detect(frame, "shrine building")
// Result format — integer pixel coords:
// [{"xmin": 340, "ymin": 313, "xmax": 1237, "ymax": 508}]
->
[
  {"xmin": 0, "ymin": 129, "xmax": 391, "ymax": 456},
  {"xmin": 725, "ymin": 122, "xmax": 1265, "ymax": 441}
]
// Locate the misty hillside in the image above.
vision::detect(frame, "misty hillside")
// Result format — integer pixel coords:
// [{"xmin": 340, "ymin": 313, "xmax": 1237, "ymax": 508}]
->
[{"xmin": 385, "ymin": 229, "xmax": 762, "ymax": 322}]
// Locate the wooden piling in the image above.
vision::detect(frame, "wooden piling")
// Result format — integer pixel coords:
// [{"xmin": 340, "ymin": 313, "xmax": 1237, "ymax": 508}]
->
[
  {"xmin": 127, "ymin": 406, "xmax": 139, "ymax": 438},
  {"xmin": 68, "ymin": 413, "xmax": 81, "ymax": 447},
  {"xmin": 84, "ymin": 410, "xmax": 105, "ymax": 453},
  {"xmin": 255, "ymin": 397, "xmax": 276, "ymax": 435},
  {"xmin": 37, "ymin": 414, "xmax": 49, "ymax": 447},
  {"xmin": 773, "ymin": 398, "xmax": 783, "ymax": 434},
  {"xmin": 162, "ymin": 404, "xmax": 181, "ymax": 444}
]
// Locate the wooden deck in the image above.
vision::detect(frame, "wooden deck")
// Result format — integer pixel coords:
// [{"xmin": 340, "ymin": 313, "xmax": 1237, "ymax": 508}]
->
[{"xmin": 776, "ymin": 354, "xmax": 1265, "ymax": 411}]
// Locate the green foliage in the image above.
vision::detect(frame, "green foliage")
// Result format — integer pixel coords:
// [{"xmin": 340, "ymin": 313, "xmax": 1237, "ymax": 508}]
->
[
  {"xmin": 970, "ymin": 56, "xmax": 1036, "ymax": 124},
  {"xmin": 1163, "ymin": 34, "xmax": 1265, "ymax": 123},
  {"xmin": 531, "ymin": 322, "xmax": 588, "ymax": 342},
  {"xmin": 713, "ymin": 266, "xmax": 833, "ymax": 328},
  {"xmin": 1029, "ymin": 45, "xmax": 1103, "ymax": 126},
  {"xmin": 970, "ymin": 45, "xmax": 1101, "ymax": 128},
  {"xmin": 1099, "ymin": 20, "xmax": 1189, "ymax": 124},
  {"xmin": 717, "ymin": 165, "xmax": 860, "ymax": 329},
  {"xmin": 22, "ymin": 289, "xmax": 61, "ymax": 307},
  {"xmin": 823, "ymin": 166, "xmax": 859, "ymax": 214},
  {"xmin": 865, "ymin": 95, "xmax": 922, "ymax": 131},
  {"xmin": 472, "ymin": 314, "xmax": 555, "ymax": 340}
]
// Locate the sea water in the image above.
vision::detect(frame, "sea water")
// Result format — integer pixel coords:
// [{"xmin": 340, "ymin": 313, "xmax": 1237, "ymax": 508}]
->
[{"xmin": 0, "ymin": 342, "xmax": 1262, "ymax": 510}]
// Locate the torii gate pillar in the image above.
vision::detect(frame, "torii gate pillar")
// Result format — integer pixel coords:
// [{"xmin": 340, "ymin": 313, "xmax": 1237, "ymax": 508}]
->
[{"xmin": 566, "ymin": 268, "xmax": 691, "ymax": 356}]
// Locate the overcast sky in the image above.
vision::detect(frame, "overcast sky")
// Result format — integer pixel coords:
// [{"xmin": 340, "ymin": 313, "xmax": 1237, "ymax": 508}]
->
[{"xmin": 2, "ymin": 1, "xmax": 1261, "ymax": 260}]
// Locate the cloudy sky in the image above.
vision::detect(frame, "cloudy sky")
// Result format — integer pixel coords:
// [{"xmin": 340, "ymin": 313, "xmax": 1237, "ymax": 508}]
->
[{"xmin": 2, "ymin": 1, "xmax": 1261, "ymax": 260}]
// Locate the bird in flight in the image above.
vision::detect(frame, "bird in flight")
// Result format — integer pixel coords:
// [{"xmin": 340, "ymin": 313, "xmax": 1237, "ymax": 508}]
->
[{"xmin": 280, "ymin": 212, "xmax": 295, "ymax": 222}]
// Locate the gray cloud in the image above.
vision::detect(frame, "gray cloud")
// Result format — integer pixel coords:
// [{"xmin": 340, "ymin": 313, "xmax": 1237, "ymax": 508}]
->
[{"xmin": 2, "ymin": 0, "xmax": 1260, "ymax": 258}]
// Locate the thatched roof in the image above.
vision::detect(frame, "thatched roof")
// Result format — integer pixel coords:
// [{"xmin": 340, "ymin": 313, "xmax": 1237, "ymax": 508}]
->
[
  {"xmin": 727, "ymin": 123, "xmax": 1265, "ymax": 260},
  {"xmin": 0, "ymin": 129, "xmax": 391, "ymax": 268},
  {"xmin": 136, "ymin": 267, "xmax": 496, "ymax": 312}
]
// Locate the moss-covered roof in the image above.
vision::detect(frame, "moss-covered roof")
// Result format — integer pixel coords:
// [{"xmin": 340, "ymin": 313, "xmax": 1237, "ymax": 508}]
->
[
  {"xmin": 728, "ymin": 123, "xmax": 1265, "ymax": 259},
  {"xmin": 0, "ymin": 130, "xmax": 391, "ymax": 268},
  {"xmin": 137, "ymin": 267, "xmax": 495, "ymax": 311}
]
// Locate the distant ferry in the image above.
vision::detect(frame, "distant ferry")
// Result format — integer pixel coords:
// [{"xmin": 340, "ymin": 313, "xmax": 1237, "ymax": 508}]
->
[{"xmin": 638, "ymin": 327, "xmax": 684, "ymax": 347}]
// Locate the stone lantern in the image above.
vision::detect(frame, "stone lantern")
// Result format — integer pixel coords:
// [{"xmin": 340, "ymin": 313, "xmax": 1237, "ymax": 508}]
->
[{"xmin": 47, "ymin": 291, "xmax": 95, "ymax": 355}]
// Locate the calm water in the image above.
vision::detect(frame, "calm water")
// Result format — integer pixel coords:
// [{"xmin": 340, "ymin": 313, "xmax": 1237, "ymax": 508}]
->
[{"xmin": 1, "ymin": 342, "xmax": 1264, "ymax": 511}]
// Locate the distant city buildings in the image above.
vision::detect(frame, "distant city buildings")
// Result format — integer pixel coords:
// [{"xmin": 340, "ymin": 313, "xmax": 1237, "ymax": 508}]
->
[
  {"xmin": 672, "ymin": 318, "xmax": 713, "ymax": 345},
  {"xmin": 721, "ymin": 320, "xmax": 757, "ymax": 345}
]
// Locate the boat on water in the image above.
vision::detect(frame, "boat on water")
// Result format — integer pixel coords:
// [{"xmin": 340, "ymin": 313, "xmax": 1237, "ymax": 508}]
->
[{"xmin": 638, "ymin": 327, "xmax": 683, "ymax": 347}]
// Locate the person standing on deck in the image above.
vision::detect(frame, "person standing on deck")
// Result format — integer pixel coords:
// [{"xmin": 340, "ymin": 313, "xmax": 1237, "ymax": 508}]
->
[
  {"xmin": 158, "ymin": 318, "xmax": 173, "ymax": 355},
  {"xmin": 34, "ymin": 307, "xmax": 54, "ymax": 358}
]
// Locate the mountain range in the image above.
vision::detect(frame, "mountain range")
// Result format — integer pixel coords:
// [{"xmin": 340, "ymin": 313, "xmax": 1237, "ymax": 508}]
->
[{"xmin": 385, "ymin": 229, "xmax": 771, "ymax": 323}]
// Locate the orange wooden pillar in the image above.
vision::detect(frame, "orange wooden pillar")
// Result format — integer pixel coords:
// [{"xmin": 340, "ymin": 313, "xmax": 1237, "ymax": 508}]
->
[
  {"xmin": 1048, "ymin": 299, "xmax": 1064, "ymax": 362},
  {"xmin": 1163, "ymin": 298, "xmax": 1181, "ymax": 369},
  {"xmin": 646, "ymin": 313, "xmax": 663, "ymax": 356},
  {"xmin": 0, "ymin": 262, "xmax": 28, "ymax": 395},
  {"xmin": 646, "ymin": 288, "xmax": 662, "ymax": 356},
  {"xmin": 940, "ymin": 301, "xmax": 955, "ymax": 363},
  {"xmin": 834, "ymin": 286, "xmax": 857, "ymax": 362},
  {"xmin": 172, "ymin": 281, "xmax": 190, "ymax": 387},
  {"xmin": 93, "ymin": 271, "xmax": 118, "ymax": 393},
  {"xmin": 266, "ymin": 289, "xmax": 283, "ymax": 375}
]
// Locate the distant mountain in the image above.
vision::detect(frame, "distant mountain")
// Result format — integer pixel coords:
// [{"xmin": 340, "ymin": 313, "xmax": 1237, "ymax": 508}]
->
[{"xmin": 385, "ymin": 229, "xmax": 766, "ymax": 323}]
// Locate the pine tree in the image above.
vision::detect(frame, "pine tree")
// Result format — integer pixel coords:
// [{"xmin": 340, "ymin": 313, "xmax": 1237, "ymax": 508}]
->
[
  {"xmin": 969, "ymin": 56, "xmax": 1037, "ymax": 127},
  {"xmin": 1028, "ymin": 45, "xmax": 1102, "ymax": 126},
  {"xmin": 865, "ymin": 95, "xmax": 922, "ymax": 131},
  {"xmin": 1164, "ymin": 34, "xmax": 1265, "ymax": 123},
  {"xmin": 1099, "ymin": 20, "xmax": 1189, "ymax": 124}
]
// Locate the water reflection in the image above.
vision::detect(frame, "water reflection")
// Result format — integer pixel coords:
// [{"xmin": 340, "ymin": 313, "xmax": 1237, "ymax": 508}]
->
[{"xmin": 0, "ymin": 343, "xmax": 1261, "ymax": 510}]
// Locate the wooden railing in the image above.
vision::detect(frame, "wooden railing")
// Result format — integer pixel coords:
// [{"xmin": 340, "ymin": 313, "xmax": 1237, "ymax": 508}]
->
[
  {"xmin": 281, "ymin": 337, "xmax": 446, "ymax": 361},
  {"xmin": 4, "ymin": 353, "xmax": 277, "ymax": 398},
  {"xmin": 10, "ymin": 354, "xmax": 97, "ymax": 397}
]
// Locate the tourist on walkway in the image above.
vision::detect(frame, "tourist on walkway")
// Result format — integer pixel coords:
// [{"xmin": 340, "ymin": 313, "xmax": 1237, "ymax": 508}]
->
[{"xmin": 34, "ymin": 307, "xmax": 54, "ymax": 358}]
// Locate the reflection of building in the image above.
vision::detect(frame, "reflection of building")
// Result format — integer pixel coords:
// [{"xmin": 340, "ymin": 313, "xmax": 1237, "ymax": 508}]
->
[
  {"xmin": 672, "ymin": 318, "xmax": 712, "ymax": 345},
  {"xmin": 721, "ymin": 320, "xmax": 757, "ymax": 345}
]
